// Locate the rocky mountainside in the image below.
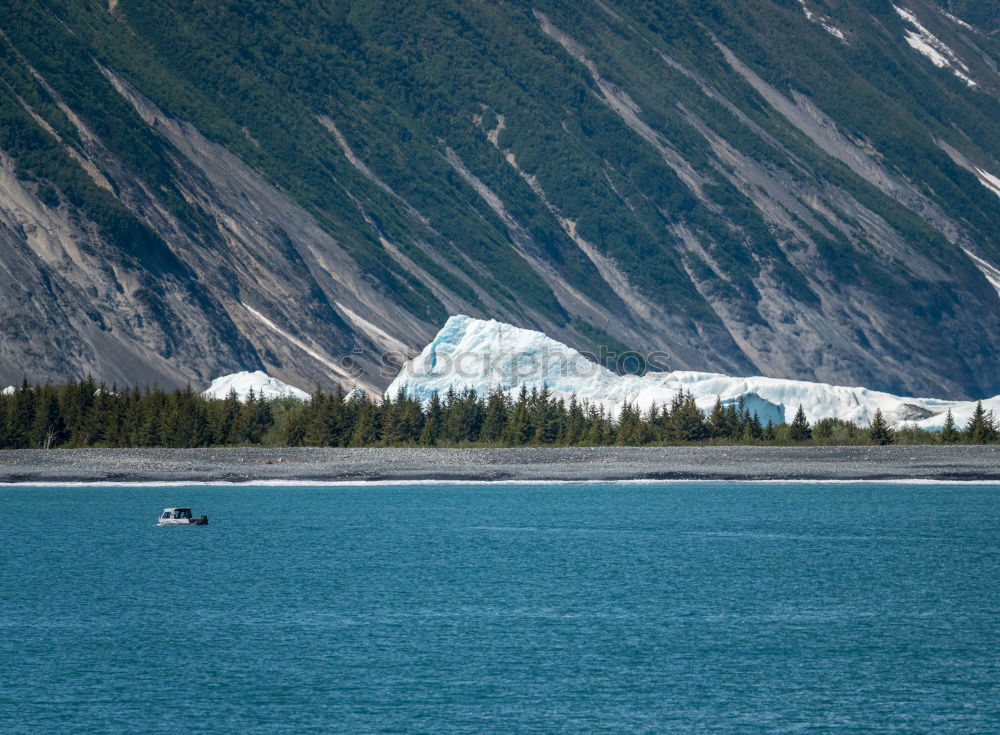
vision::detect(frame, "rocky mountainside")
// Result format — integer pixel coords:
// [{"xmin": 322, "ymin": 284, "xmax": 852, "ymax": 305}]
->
[{"xmin": 1, "ymin": 0, "xmax": 998, "ymax": 397}]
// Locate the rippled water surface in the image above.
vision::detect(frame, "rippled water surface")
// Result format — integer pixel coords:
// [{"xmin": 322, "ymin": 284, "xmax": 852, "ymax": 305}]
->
[{"xmin": 1, "ymin": 482, "xmax": 998, "ymax": 733}]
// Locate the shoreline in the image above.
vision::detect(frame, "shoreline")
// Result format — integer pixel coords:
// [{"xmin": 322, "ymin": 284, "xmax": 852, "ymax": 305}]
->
[{"xmin": 2, "ymin": 446, "xmax": 999, "ymax": 484}]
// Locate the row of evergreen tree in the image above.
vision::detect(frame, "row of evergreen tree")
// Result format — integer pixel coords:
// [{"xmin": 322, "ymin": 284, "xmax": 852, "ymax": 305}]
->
[{"xmin": 0, "ymin": 378, "xmax": 997, "ymax": 449}]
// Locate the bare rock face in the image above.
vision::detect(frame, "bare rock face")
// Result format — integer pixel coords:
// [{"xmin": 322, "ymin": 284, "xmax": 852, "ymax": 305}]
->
[{"xmin": 0, "ymin": 0, "xmax": 998, "ymax": 398}]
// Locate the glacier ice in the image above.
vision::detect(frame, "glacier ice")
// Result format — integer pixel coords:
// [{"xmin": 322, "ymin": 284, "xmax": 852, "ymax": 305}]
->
[
  {"xmin": 202, "ymin": 370, "xmax": 309, "ymax": 402},
  {"xmin": 387, "ymin": 315, "xmax": 1000, "ymax": 429}
]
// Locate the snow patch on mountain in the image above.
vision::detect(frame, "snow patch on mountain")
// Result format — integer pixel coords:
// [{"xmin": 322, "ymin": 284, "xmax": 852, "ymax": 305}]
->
[
  {"xmin": 203, "ymin": 371, "xmax": 309, "ymax": 401},
  {"xmin": 894, "ymin": 6, "xmax": 976, "ymax": 87},
  {"xmin": 963, "ymin": 248, "xmax": 1000, "ymax": 299},
  {"xmin": 388, "ymin": 315, "xmax": 1000, "ymax": 429},
  {"xmin": 797, "ymin": 1, "xmax": 847, "ymax": 41},
  {"xmin": 940, "ymin": 10, "xmax": 974, "ymax": 31},
  {"xmin": 976, "ymin": 168, "xmax": 1000, "ymax": 199}
]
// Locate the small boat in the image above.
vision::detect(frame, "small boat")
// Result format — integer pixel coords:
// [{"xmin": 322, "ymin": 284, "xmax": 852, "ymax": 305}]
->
[{"xmin": 158, "ymin": 507, "xmax": 209, "ymax": 526}]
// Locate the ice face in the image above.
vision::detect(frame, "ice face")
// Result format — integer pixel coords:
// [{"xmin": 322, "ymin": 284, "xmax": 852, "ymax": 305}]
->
[
  {"xmin": 202, "ymin": 370, "xmax": 310, "ymax": 401},
  {"xmin": 388, "ymin": 315, "xmax": 1000, "ymax": 429}
]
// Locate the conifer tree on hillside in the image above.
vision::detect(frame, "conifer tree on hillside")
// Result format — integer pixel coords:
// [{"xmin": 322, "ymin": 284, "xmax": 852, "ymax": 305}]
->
[
  {"xmin": 867, "ymin": 408, "xmax": 894, "ymax": 445},
  {"xmin": 789, "ymin": 405, "xmax": 812, "ymax": 441}
]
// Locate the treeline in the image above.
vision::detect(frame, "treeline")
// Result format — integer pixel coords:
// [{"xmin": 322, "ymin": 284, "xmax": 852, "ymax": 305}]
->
[{"xmin": 1, "ymin": 378, "xmax": 998, "ymax": 450}]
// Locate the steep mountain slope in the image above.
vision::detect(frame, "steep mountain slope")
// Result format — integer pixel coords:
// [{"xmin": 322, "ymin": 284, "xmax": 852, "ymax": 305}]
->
[{"xmin": 1, "ymin": 0, "xmax": 998, "ymax": 397}]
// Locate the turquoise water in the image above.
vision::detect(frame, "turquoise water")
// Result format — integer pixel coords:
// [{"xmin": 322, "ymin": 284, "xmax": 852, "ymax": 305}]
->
[{"xmin": 1, "ymin": 482, "xmax": 998, "ymax": 733}]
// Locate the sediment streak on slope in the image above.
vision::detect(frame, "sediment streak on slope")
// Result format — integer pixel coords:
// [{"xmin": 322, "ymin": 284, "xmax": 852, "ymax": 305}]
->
[
  {"xmin": 500, "ymin": 149, "xmax": 655, "ymax": 324},
  {"xmin": 443, "ymin": 146, "xmax": 648, "ymax": 338},
  {"xmin": 962, "ymin": 249, "xmax": 1000, "ymax": 299},
  {"xmin": 335, "ymin": 301, "xmax": 411, "ymax": 355},
  {"xmin": 242, "ymin": 304, "xmax": 358, "ymax": 382},
  {"xmin": 533, "ymin": 9, "xmax": 706, "ymax": 198},
  {"xmin": 716, "ymin": 40, "xmax": 966, "ymax": 245}
]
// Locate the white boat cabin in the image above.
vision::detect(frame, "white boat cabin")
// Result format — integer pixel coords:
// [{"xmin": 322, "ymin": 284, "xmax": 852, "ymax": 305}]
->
[{"xmin": 158, "ymin": 507, "xmax": 208, "ymax": 526}]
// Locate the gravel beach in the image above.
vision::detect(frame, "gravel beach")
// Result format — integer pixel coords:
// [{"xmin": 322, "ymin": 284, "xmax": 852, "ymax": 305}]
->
[{"xmin": 1, "ymin": 445, "xmax": 998, "ymax": 483}]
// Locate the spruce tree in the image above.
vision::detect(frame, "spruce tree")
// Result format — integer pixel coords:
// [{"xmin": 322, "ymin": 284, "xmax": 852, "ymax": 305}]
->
[
  {"xmin": 137, "ymin": 388, "xmax": 164, "ymax": 447},
  {"xmin": 380, "ymin": 394, "xmax": 401, "ymax": 445},
  {"xmin": 326, "ymin": 386, "xmax": 349, "ymax": 446},
  {"xmin": 736, "ymin": 395, "xmax": 748, "ymax": 438},
  {"xmin": 940, "ymin": 409, "xmax": 959, "ymax": 443},
  {"xmin": 349, "ymin": 399, "xmax": 379, "ymax": 446},
  {"xmin": 724, "ymin": 404, "xmax": 740, "ymax": 439},
  {"xmin": 667, "ymin": 391, "xmax": 709, "ymax": 442},
  {"xmin": 395, "ymin": 391, "xmax": 424, "ymax": 444},
  {"xmin": 564, "ymin": 395, "xmax": 585, "ymax": 445},
  {"xmin": 965, "ymin": 401, "xmax": 998, "ymax": 443},
  {"xmin": 532, "ymin": 386, "xmax": 560, "ymax": 445},
  {"xmin": 479, "ymin": 389, "xmax": 509, "ymax": 443},
  {"xmin": 708, "ymin": 396, "xmax": 726, "ymax": 438},
  {"xmin": 0, "ymin": 391, "xmax": 9, "ymax": 450},
  {"xmin": 868, "ymin": 408, "xmax": 894, "ymax": 445},
  {"xmin": 584, "ymin": 405, "xmax": 610, "ymax": 445},
  {"xmin": 419, "ymin": 391, "xmax": 443, "ymax": 446},
  {"xmin": 455, "ymin": 388, "xmax": 485, "ymax": 443},
  {"xmin": 31, "ymin": 385, "xmax": 65, "ymax": 449},
  {"xmin": 502, "ymin": 387, "xmax": 531, "ymax": 446},
  {"xmin": 218, "ymin": 388, "xmax": 243, "ymax": 445},
  {"xmin": 789, "ymin": 405, "xmax": 812, "ymax": 441},
  {"xmin": 8, "ymin": 381, "xmax": 35, "ymax": 449}
]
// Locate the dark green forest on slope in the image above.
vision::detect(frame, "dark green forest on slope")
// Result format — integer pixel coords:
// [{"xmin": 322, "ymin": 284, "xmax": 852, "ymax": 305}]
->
[{"xmin": 0, "ymin": 0, "xmax": 998, "ymax": 398}]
